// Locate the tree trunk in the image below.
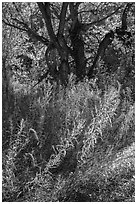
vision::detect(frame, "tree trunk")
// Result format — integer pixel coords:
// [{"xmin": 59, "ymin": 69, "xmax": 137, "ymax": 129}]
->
[{"xmin": 70, "ymin": 20, "xmax": 86, "ymax": 80}]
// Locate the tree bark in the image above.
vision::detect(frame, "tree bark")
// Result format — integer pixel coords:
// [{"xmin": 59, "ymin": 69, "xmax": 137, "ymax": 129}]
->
[{"xmin": 69, "ymin": 4, "xmax": 86, "ymax": 80}]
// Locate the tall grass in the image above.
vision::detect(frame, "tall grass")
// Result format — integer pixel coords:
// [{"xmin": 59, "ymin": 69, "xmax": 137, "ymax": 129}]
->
[{"xmin": 2, "ymin": 74, "xmax": 135, "ymax": 202}]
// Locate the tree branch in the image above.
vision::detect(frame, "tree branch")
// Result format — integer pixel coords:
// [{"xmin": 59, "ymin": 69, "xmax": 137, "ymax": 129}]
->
[
  {"xmin": 3, "ymin": 18, "xmax": 49, "ymax": 45},
  {"xmin": 38, "ymin": 2, "xmax": 70, "ymax": 60},
  {"xmin": 2, "ymin": 19, "xmax": 27, "ymax": 32},
  {"xmin": 58, "ymin": 3, "xmax": 69, "ymax": 37},
  {"xmin": 37, "ymin": 2, "xmax": 57, "ymax": 43},
  {"xmin": 121, "ymin": 3, "xmax": 134, "ymax": 30},
  {"xmin": 69, "ymin": 3, "xmax": 77, "ymax": 22},
  {"xmin": 83, "ymin": 5, "xmax": 123, "ymax": 31},
  {"xmin": 27, "ymin": 27, "xmax": 49, "ymax": 45},
  {"xmin": 87, "ymin": 30, "xmax": 114, "ymax": 78}
]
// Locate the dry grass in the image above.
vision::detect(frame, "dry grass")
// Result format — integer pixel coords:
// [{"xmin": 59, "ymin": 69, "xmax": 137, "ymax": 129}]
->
[{"xmin": 2, "ymin": 74, "xmax": 135, "ymax": 202}]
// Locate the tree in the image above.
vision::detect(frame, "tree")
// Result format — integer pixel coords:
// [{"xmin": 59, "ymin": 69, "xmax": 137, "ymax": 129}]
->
[{"xmin": 2, "ymin": 2, "xmax": 135, "ymax": 86}]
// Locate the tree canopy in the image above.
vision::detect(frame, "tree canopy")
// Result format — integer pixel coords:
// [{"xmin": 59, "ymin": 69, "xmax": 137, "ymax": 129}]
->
[{"xmin": 2, "ymin": 2, "xmax": 135, "ymax": 86}]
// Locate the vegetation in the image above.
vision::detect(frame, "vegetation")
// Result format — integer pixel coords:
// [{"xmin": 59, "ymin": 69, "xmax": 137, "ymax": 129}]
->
[{"xmin": 2, "ymin": 2, "xmax": 135, "ymax": 202}]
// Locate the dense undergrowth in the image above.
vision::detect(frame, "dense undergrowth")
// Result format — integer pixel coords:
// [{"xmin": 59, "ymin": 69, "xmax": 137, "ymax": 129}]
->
[{"xmin": 2, "ymin": 73, "xmax": 135, "ymax": 202}]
